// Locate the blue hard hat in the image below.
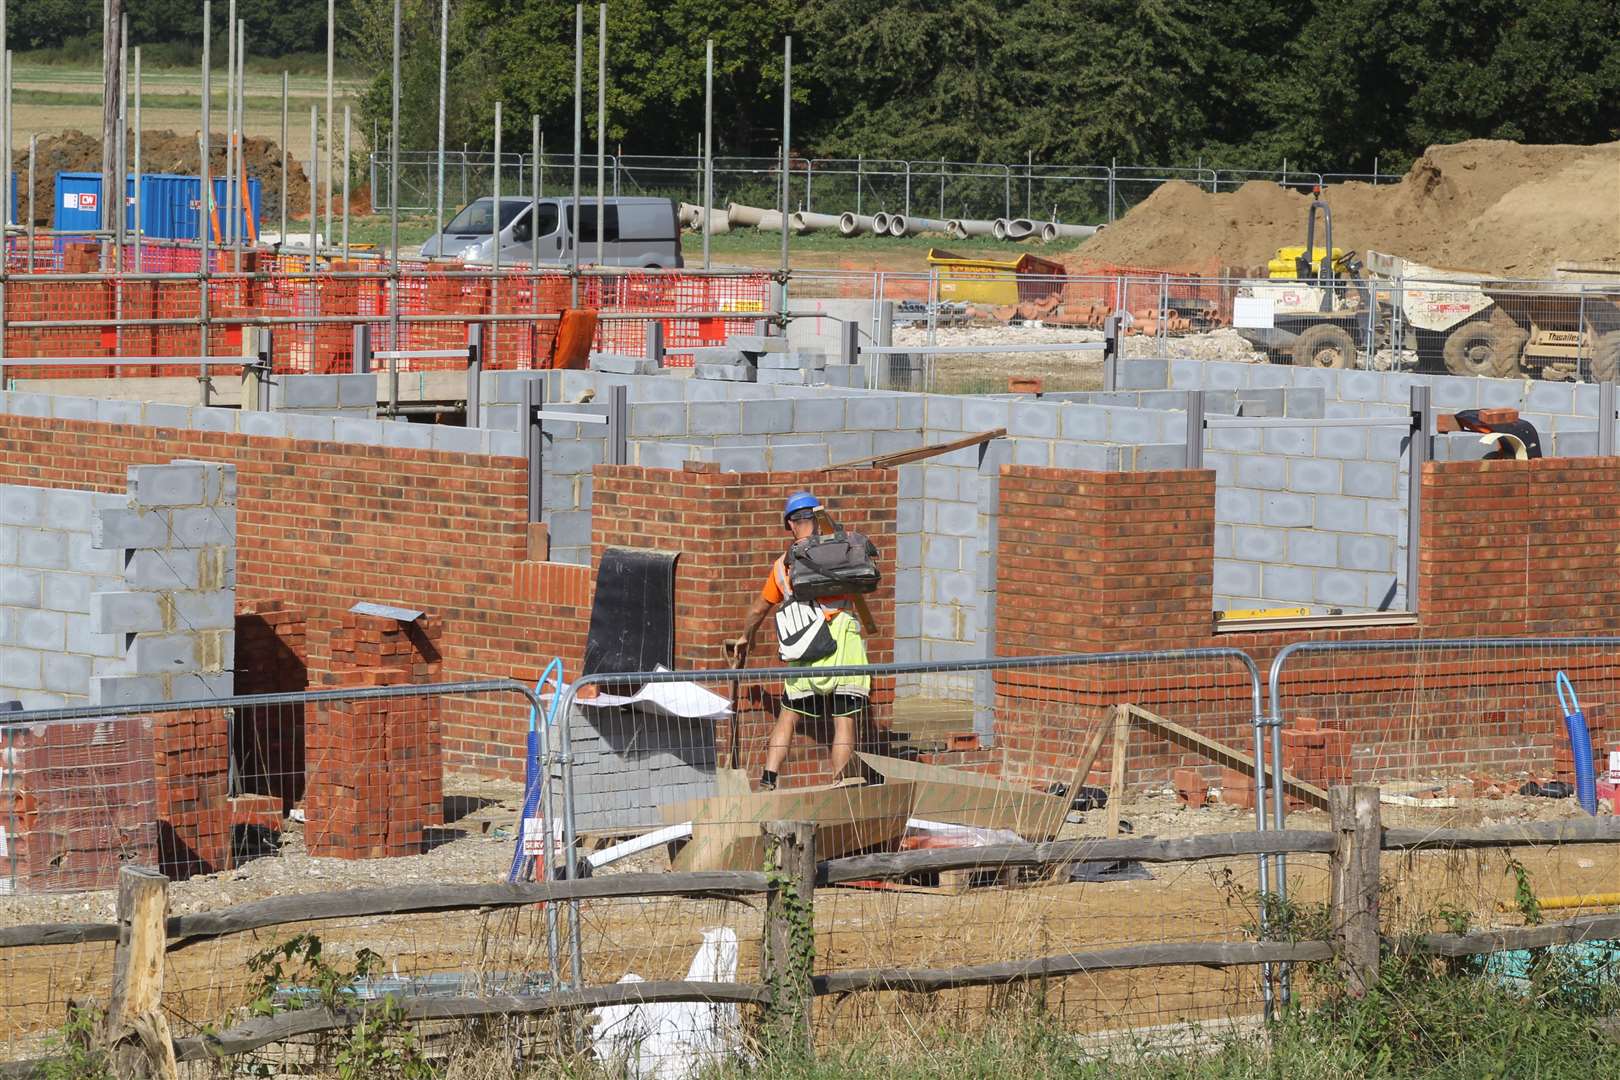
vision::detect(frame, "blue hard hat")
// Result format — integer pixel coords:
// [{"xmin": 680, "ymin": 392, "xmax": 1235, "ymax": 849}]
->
[{"xmin": 783, "ymin": 490, "xmax": 820, "ymax": 524}]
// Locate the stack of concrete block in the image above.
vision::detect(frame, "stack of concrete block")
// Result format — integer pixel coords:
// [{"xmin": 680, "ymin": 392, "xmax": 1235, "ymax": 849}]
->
[
  {"xmin": 89, "ymin": 461, "xmax": 238, "ymax": 705},
  {"xmin": 758, "ymin": 349, "xmax": 830, "ymax": 386},
  {"xmin": 688, "ymin": 334, "xmax": 798, "ymax": 382},
  {"xmin": 565, "ymin": 706, "xmax": 718, "ymax": 833},
  {"xmin": 270, "ymin": 373, "xmax": 377, "ymax": 418},
  {"xmin": 590, "ymin": 352, "xmax": 662, "ymax": 376}
]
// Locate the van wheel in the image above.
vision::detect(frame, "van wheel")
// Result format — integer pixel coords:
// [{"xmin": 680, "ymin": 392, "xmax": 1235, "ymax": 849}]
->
[
  {"xmin": 1291, "ymin": 324, "xmax": 1357, "ymax": 368},
  {"xmin": 1443, "ymin": 318, "xmax": 1525, "ymax": 378}
]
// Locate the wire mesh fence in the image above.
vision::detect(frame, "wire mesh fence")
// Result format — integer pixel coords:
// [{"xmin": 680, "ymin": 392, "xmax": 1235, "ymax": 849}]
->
[
  {"xmin": 0, "ymin": 681, "xmax": 539, "ymax": 895},
  {"xmin": 3, "ymin": 641, "xmax": 1619, "ymax": 1069},
  {"xmin": 371, "ymin": 153, "xmax": 1401, "ymax": 225}
]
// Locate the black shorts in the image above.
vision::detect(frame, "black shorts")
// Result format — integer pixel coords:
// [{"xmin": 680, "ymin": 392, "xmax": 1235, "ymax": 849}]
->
[{"xmin": 783, "ymin": 692, "xmax": 867, "ymax": 720}]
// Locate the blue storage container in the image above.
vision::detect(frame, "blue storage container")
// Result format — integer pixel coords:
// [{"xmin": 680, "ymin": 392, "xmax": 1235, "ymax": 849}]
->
[
  {"xmin": 52, "ymin": 172, "xmax": 262, "ymax": 241},
  {"xmin": 146, "ymin": 174, "xmax": 262, "ymax": 242}
]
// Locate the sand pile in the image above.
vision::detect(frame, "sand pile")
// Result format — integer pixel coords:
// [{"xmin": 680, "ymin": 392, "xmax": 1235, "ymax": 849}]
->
[
  {"xmin": 9, "ymin": 129, "xmax": 310, "ymax": 227},
  {"xmin": 1074, "ymin": 140, "xmax": 1620, "ymax": 277}
]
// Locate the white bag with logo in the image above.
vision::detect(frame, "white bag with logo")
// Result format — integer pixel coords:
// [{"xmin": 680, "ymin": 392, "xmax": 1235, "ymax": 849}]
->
[{"xmin": 775, "ymin": 599, "xmax": 836, "ymax": 663}]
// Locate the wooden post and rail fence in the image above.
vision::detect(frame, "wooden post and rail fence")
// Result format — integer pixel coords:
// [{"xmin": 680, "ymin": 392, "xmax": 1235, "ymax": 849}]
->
[{"xmin": 3, "ymin": 788, "xmax": 1619, "ymax": 1077}]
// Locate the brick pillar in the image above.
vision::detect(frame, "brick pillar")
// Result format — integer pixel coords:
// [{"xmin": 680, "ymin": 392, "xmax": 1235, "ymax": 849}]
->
[{"xmin": 305, "ymin": 612, "xmax": 444, "ymax": 858}]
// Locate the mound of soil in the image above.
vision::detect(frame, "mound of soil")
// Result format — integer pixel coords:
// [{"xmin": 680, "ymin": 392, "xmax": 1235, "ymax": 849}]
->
[
  {"xmin": 11, "ymin": 129, "xmax": 310, "ymax": 228},
  {"xmin": 1073, "ymin": 140, "xmax": 1620, "ymax": 277}
]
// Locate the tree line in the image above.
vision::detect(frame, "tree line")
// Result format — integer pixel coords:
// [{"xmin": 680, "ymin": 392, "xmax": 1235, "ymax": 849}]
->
[{"xmin": 14, "ymin": 0, "xmax": 1620, "ymax": 173}]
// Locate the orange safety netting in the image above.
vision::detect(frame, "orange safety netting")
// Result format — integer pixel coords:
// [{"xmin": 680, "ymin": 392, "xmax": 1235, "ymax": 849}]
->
[{"xmin": 1, "ymin": 239, "xmax": 773, "ymax": 379}]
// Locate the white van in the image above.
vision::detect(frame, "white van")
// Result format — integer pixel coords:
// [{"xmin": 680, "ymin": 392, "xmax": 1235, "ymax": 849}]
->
[{"xmin": 420, "ymin": 196, "xmax": 684, "ymax": 268}]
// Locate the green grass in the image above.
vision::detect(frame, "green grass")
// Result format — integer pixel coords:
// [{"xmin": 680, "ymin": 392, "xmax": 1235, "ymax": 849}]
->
[
  {"xmin": 303, "ymin": 212, "xmax": 1076, "ymax": 267},
  {"xmin": 16, "ymin": 44, "xmax": 362, "ymax": 81},
  {"xmin": 12, "ymin": 88, "xmax": 357, "ymax": 110}
]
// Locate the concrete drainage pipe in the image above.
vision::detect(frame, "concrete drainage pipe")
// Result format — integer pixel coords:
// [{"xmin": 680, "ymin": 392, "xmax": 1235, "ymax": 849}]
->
[
  {"xmin": 700, "ymin": 207, "xmax": 730, "ymax": 235},
  {"xmin": 1004, "ymin": 218, "xmax": 1038, "ymax": 240},
  {"xmin": 991, "ymin": 218, "xmax": 1010, "ymax": 241},
  {"xmin": 726, "ymin": 202, "xmax": 773, "ymax": 228},
  {"xmin": 839, "ymin": 212, "xmax": 877, "ymax": 236},
  {"xmin": 871, "ymin": 212, "xmax": 892, "ymax": 235},
  {"xmin": 678, "ymin": 203, "xmax": 703, "ymax": 229},
  {"xmin": 1039, "ymin": 222, "xmax": 1101, "ymax": 242},
  {"xmin": 790, "ymin": 211, "xmax": 842, "ymax": 234},
  {"xmin": 887, "ymin": 215, "xmax": 948, "ymax": 237},
  {"xmin": 947, "ymin": 218, "xmax": 996, "ymax": 239}
]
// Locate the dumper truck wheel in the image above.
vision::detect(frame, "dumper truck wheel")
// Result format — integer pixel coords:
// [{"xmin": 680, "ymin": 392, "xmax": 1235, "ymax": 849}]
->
[
  {"xmin": 1443, "ymin": 320, "xmax": 1523, "ymax": 378},
  {"xmin": 1290, "ymin": 324, "xmax": 1357, "ymax": 369},
  {"xmin": 1590, "ymin": 331, "xmax": 1620, "ymax": 383}
]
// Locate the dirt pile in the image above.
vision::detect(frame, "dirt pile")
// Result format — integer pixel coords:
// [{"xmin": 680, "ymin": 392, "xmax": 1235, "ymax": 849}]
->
[
  {"xmin": 1074, "ymin": 140, "xmax": 1620, "ymax": 277},
  {"xmin": 10, "ymin": 129, "xmax": 309, "ymax": 228}
]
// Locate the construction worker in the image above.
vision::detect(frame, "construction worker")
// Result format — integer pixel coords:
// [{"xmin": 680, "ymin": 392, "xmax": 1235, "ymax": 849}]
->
[{"xmin": 726, "ymin": 491, "xmax": 871, "ymax": 790}]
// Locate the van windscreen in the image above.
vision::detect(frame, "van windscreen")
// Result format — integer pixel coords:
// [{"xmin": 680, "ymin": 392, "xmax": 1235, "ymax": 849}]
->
[{"xmin": 444, "ymin": 199, "xmax": 528, "ymax": 235}]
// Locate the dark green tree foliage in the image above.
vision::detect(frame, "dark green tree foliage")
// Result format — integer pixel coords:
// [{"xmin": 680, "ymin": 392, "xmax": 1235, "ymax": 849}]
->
[
  {"xmin": 19, "ymin": 0, "xmax": 1616, "ymax": 174},
  {"xmin": 11, "ymin": 0, "xmax": 334, "ymax": 54}
]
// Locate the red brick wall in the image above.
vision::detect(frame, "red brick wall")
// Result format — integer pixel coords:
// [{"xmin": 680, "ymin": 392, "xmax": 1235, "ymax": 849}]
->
[
  {"xmin": 592, "ymin": 461, "xmax": 898, "ymax": 785},
  {"xmin": 993, "ymin": 459, "xmax": 1620, "ymax": 791},
  {"xmin": 0, "ymin": 413, "xmax": 577, "ymax": 781}
]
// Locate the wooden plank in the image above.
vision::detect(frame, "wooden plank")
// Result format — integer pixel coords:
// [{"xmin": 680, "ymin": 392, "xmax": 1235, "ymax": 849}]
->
[
  {"xmin": 164, "ymin": 873, "xmax": 768, "ymax": 950},
  {"xmin": 823, "ymin": 829, "xmax": 1338, "ymax": 883},
  {"xmin": 854, "ymin": 752, "xmax": 1071, "ymax": 839},
  {"xmin": 1329, "ymin": 786, "xmax": 1381, "ymax": 995},
  {"xmin": 169, "ymin": 981, "xmax": 778, "ymax": 1062},
  {"xmin": 1121, "ymin": 703, "xmax": 1329, "ymax": 811},
  {"xmin": 1106, "ymin": 705, "xmax": 1130, "ymax": 836},
  {"xmin": 813, "ymin": 940, "xmax": 1335, "ymax": 995},
  {"xmin": 824, "ymin": 427, "xmax": 1007, "ymax": 471},
  {"xmin": 672, "ymin": 781, "xmax": 916, "ymax": 872},
  {"xmin": 1408, "ymin": 914, "xmax": 1620, "ymax": 958},
  {"xmin": 0, "ymin": 922, "xmax": 119, "ymax": 949},
  {"xmin": 1382, "ymin": 818, "xmax": 1620, "ymax": 851}
]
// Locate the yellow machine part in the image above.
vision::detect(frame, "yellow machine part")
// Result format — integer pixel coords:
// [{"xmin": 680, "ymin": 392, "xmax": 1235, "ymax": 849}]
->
[{"xmin": 1268, "ymin": 246, "xmax": 1350, "ymax": 279}]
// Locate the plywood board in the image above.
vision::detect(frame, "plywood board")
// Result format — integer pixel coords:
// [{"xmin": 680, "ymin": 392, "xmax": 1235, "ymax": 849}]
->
[
  {"xmin": 852, "ymin": 753, "xmax": 1070, "ymax": 840},
  {"xmin": 670, "ymin": 781, "xmax": 918, "ymax": 872}
]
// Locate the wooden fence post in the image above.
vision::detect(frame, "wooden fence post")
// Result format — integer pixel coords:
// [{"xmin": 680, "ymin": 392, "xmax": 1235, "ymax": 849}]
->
[
  {"xmin": 761, "ymin": 820, "xmax": 816, "ymax": 1058},
  {"xmin": 102, "ymin": 865, "xmax": 177, "ymax": 1079},
  {"xmin": 1328, "ymin": 785, "xmax": 1381, "ymax": 995}
]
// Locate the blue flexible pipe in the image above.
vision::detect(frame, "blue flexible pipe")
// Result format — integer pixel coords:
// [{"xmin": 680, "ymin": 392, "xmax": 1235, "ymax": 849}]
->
[
  {"xmin": 1555, "ymin": 672, "xmax": 1598, "ymax": 815},
  {"xmin": 508, "ymin": 658, "xmax": 565, "ymax": 882}
]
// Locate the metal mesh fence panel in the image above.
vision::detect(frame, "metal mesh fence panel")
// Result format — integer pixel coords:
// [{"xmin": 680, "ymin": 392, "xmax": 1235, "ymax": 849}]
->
[{"xmin": 531, "ymin": 651, "xmax": 1275, "ymax": 1047}]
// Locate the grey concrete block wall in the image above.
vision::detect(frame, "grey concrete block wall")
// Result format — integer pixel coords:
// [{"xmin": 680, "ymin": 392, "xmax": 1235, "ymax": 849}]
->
[
  {"xmin": 565, "ymin": 705, "xmax": 719, "ymax": 832},
  {"xmin": 0, "ymin": 461, "xmax": 236, "ymax": 709},
  {"xmin": 0, "ymin": 391, "xmax": 519, "ymax": 455}
]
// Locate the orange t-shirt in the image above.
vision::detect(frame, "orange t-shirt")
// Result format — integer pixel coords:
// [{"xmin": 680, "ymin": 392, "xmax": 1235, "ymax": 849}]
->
[{"xmin": 761, "ymin": 554, "xmax": 850, "ymax": 618}]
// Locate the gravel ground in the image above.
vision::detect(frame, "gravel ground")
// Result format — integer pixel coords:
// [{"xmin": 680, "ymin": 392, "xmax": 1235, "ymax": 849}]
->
[{"xmin": 1, "ymin": 770, "xmax": 1597, "ymax": 929}]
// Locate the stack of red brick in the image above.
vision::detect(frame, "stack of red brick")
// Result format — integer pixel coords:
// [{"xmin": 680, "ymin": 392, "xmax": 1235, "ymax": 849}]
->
[
  {"xmin": 152, "ymin": 709, "xmax": 233, "ymax": 876},
  {"xmin": 2, "ymin": 717, "xmax": 159, "ymax": 890},
  {"xmin": 1174, "ymin": 718, "xmax": 1352, "ymax": 812},
  {"xmin": 305, "ymin": 612, "xmax": 444, "ymax": 859}
]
